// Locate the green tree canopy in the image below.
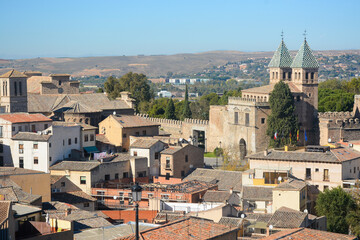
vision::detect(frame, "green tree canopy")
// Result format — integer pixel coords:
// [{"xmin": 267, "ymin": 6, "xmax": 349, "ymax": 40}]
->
[
  {"xmin": 182, "ymin": 85, "xmax": 192, "ymax": 120},
  {"xmin": 103, "ymin": 72, "xmax": 153, "ymax": 110},
  {"xmin": 164, "ymin": 98, "xmax": 176, "ymax": 120},
  {"xmin": 266, "ymin": 81, "xmax": 298, "ymax": 147},
  {"xmin": 316, "ymin": 187, "xmax": 356, "ymax": 234}
]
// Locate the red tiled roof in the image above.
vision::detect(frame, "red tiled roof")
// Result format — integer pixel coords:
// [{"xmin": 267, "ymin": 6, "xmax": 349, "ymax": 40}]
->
[
  {"xmin": 117, "ymin": 217, "xmax": 238, "ymax": 240},
  {"xmin": 0, "ymin": 113, "xmax": 52, "ymax": 123},
  {"xmin": 331, "ymin": 148, "xmax": 360, "ymax": 162},
  {"xmin": 261, "ymin": 228, "xmax": 356, "ymax": 240}
]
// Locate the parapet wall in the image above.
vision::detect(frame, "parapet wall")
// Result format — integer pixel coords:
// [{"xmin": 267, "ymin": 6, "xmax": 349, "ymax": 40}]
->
[
  {"xmin": 136, "ymin": 114, "xmax": 209, "ymax": 126},
  {"xmin": 318, "ymin": 111, "xmax": 354, "ymax": 120},
  {"xmin": 228, "ymin": 97, "xmax": 269, "ymax": 107}
]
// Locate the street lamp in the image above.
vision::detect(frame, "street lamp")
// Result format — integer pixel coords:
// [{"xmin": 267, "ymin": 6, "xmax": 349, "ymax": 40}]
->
[
  {"xmin": 131, "ymin": 182, "xmax": 143, "ymax": 240},
  {"xmin": 241, "ymin": 213, "xmax": 245, "ymax": 238}
]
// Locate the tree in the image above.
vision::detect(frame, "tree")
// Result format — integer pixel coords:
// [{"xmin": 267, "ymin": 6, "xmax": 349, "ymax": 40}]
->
[
  {"xmin": 103, "ymin": 72, "xmax": 153, "ymax": 111},
  {"xmin": 266, "ymin": 81, "xmax": 298, "ymax": 147},
  {"xmin": 165, "ymin": 98, "xmax": 176, "ymax": 119},
  {"xmin": 182, "ymin": 85, "xmax": 192, "ymax": 120},
  {"xmin": 316, "ymin": 187, "xmax": 356, "ymax": 234}
]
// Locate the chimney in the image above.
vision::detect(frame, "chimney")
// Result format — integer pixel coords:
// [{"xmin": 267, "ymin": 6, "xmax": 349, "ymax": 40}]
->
[
  {"xmin": 65, "ymin": 208, "xmax": 72, "ymax": 216},
  {"xmin": 264, "ymin": 149, "xmax": 268, "ymax": 156},
  {"xmin": 229, "ymin": 187, "xmax": 233, "ymax": 194}
]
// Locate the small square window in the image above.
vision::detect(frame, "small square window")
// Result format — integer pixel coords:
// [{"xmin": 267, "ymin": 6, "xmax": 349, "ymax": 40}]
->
[
  {"xmin": 315, "ymin": 168, "xmax": 319, "ymax": 172},
  {"xmin": 33, "ymin": 143, "xmax": 38, "ymax": 149},
  {"xmin": 83, "ymin": 202, "xmax": 89, "ymax": 208},
  {"xmin": 90, "ymin": 134, "xmax": 95, "ymax": 141},
  {"xmin": 80, "ymin": 176, "xmax": 86, "ymax": 184},
  {"xmin": 61, "ymin": 182, "xmax": 65, "ymax": 187},
  {"xmin": 12, "ymin": 126, "xmax": 15, "ymax": 131},
  {"xmin": 123, "ymin": 133, "xmax": 127, "ymax": 138},
  {"xmin": 34, "ymin": 157, "xmax": 38, "ymax": 164},
  {"xmin": 44, "ymin": 124, "xmax": 48, "ymax": 129},
  {"xmin": 85, "ymin": 134, "xmax": 89, "ymax": 142},
  {"xmin": 261, "ymin": 118, "xmax": 265, "ymax": 124},
  {"xmin": 134, "ymin": 151, "xmax": 138, "ymax": 156},
  {"xmin": 142, "ymin": 130, "xmax": 146, "ymax": 135},
  {"xmin": 115, "ymin": 173, "xmax": 119, "ymax": 179},
  {"xmin": 135, "ymin": 132, "xmax": 140, "ymax": 136},
  {"xmin": 105, "ymin": 174, "xmax": 110, "ymax": 181}
]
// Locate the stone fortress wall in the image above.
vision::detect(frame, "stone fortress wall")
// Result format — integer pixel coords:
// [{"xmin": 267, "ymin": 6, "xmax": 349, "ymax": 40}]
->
[{"xmin": 319, "ymin": 95, "xmax": 360, "ymax": 145}]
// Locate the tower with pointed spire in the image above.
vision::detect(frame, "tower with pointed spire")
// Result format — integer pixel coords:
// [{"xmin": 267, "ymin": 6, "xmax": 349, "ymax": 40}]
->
[
  {"xmin": 291, "ymin": 36, "xmax": 319, "ymax": 144},
  {"xmin": 268, "ymin": 38, "xmax": 293, "ymax": 84}
]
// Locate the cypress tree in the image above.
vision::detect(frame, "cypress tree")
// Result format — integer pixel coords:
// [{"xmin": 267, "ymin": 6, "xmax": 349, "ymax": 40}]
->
[
  {"xmin": 182, "ymin": 85, "xmax": 192, "ymax": 119},
  {"xmin": 266, "ymin": 81, "xmax": 298, "ymax": 147},
  {"xmin": 165, "ymin": 98, "xmax": 176, "ymax": 119}
]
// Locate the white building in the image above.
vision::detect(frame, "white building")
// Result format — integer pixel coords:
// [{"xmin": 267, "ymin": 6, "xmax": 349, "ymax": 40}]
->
[
  {"xmin": 168, "ymin": 78, "xmax": 210, "ymax": 85},
  {"xmin": 157, "ymin": 91, "xmax": 172, "ymax": 98},
  {"xmin": 0, "ymin": 113, "xmax": 52, "ymax": 166},
  {"xmin": 11, "ymin": 123, "xmax": 81, "ymax": 173},
  {"xmin": 129, "ymin": 139, "xmax": 167, "ymax": 177}
]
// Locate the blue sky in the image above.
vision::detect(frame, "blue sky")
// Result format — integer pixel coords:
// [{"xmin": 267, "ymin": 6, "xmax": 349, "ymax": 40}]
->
[{"xmin": 0, "ymin": 0, "xmax": 359, "ymax": 59}]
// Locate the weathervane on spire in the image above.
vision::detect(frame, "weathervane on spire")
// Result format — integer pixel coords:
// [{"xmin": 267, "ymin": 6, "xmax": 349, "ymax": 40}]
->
[
  {"xmin": 281, "ymin": 30, "xmax": 284, "ymax": 41},
  {"xmin": 303, "ymin": 30, "xmax": 307, "ymax": 40}
]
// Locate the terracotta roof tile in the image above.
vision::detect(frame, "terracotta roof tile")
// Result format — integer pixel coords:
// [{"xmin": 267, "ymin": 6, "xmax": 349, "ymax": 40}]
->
[
  {"xmin": 242, "ymin": 186, "xmax": 273, "ymax": 201},
  {"xmin": 268, "ymin": 207, "xmax": 307, "ymax": 229},
  {"xmin": 0, "ymin": 69, "xmax": 27, "ymax": 78},
  {"xmin": 51, "ymin": 191, "xmax": 96, "ymax": 204},
  {"xmin": 130, "ymin": 139, "xmax": 164, "ymax": 149},
  {"xmin": 261, "ymin": 227, "xmax": 356, "ymax": 240},
  {"xmin": 203, "ymin": 190, "xmax": 231, "ymax": 202},
  {"xmin": 0, "ymin": 113, "xmax": 51, "ymax": 123},
  {"xmin": 0, "ymin": 201, "xmax": 11, "ymax": 226},
  {"xmin": 112, "ymin": 115, "xmax": 160, "ymax": 128}
]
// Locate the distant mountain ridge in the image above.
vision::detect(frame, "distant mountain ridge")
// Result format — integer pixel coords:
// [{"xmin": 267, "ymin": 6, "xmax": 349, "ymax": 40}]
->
[{"xmin": 0, "ymin": 49, "xmax": 359, "ymax": 78}]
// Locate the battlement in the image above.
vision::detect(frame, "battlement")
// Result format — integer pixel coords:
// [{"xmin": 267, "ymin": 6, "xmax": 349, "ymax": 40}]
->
[
  {"xmin": 228, "ymin": 97, "xmax": 269, "ymax": 107},
  {"xmin": 318, "ymin": 111, "xmax": 354, "ymax": 120},
  {"xmin": 136, "ymin": 114, "xmax": 209, "ymax": 126}
]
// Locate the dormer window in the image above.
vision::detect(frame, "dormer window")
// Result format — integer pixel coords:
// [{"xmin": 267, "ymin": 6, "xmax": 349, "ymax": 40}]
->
[{"xmin": 59, "ymin": 80, "xmax": 62, "ymax": 86}]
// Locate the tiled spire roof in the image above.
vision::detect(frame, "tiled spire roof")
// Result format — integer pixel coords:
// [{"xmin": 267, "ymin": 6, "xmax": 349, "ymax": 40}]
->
[
  {"xmin": 268, "ymin": 40, "xmax": 293, "ymax": 68},
  {"xmin": 291, "ymin": 40, "xmax": 319, "ymax": 68}
]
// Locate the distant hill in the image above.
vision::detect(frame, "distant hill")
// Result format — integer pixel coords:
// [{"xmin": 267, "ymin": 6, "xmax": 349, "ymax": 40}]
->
[{"xmin": 0, "ymin": 50, "xmax": 359, "ymax": 78}]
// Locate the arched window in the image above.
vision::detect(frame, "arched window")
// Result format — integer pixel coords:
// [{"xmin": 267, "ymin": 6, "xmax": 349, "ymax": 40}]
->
[
  {"xmin": 276, "ymin": 72, "xmax": 278, "ymax": 79},
  {"xmin": 283, "ymin": 72, "xmax": 286, "ymax": 80},
  {"xmin": 311, "ymin": 72, "xmax": 315, "ymax": 80},
  {"xmin": 272, "ymin": 72, "xmax": 274, "ymax": 79},
  {"xmin": 14, "ymin": 82, "xmax": 17, "ymax": 96},
  {"xmin": 19, "ymin": 82, "xmax": 22, "ymax": 96}
]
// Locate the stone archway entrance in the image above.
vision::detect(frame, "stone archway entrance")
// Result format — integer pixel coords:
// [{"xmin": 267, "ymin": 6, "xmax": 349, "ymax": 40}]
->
[{"xmin": 239, "ymin": 138, "xmax": 247, "ymax": 163}]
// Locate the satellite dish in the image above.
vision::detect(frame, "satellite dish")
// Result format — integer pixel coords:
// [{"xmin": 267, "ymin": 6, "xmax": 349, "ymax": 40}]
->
[
  {"xmin": 269, "ymin": 225, "xmax": 273, "ymax": 230},
  {"xmin": 304, "ymin": 209, "xmax": 308, "ymax": 214},
  {"xmin": 113, "ymin": 196, "xmax": 117, "ymax": 200},
  {"xmin": 328, "ymin": 138, "xmax": 331, "ymax": 143},
  {"xmin": 113, "ymin": 111, "xmax": 116, "ymax": 115},
  {"xmin": 278, "ymin": 176, "xmax": 282, "ymax": 182},
  {"xmin": 241, "ymin": 214, "xmax": 245, "ymax": 219}
]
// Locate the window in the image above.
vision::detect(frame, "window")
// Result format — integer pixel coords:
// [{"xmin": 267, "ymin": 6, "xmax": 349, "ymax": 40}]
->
[
  {"xmin": 44, "ymin": 124, "xmax": 48, "ymax": 129},
  {"xmin": 49, "ymin": 157, "xmax": 52, "ymax": 162},
  {"xmin": 119, "ymin": 192, "xmax": 124, "ymax": 197},
  {"xmin": 63, "ymin": 140, "xmax": 65, "ymax": 146},
  {"xmin": 155, "ymin": 152, "xmax": 160, "ymax": 159},
  {"xmin": 105, "ymin": 174, "xmax": 110, "ymax": 181},
  {"xmin": 123, "ymin": 172, "xmax": 129, "ymax": 178},
  {"xmin": 90, "ymin": 134, "xmax": 94, "ymax": 141},
  {"xmin": 34, "ymin": 157, "xmax": 38, "ymax": 164},
  {"xmin": 19, "ymin": 157, "xmax": 24, "ymax": 168},
  {"xmin": 234, "ymin": 112, "xmax": 238, "ymax": 124},
  {"xmin": 185, "ymin": 155, "xmax": 188, "ymax": 162},
  {"xmin": 135, "ymin": 132, "xmax": 139, "ymax": 136},
  {"xmin": 283, "ymin": 72, "xmax": 286, "ymax": 79},
  {"xmin": 61, "ymin": 182, "xmax": 65, "ymax": 187},
  {"xmin": 0, "ymin": 126, "xmax": 2, "ymax": 137},
  {"xmin": 296, "ymin": 96, "xmax": 300, "ymax": 101},
  {"xmin": 49, "ymin": 143, "xmax": 52, "ymax": 148},
  {"xmin": 83, "ymin": 202, "xmax": 89, "ymax": 208},
  {"xmin": 166, "ymin": 157, "xmax": 171, "ymax": 169},
  {"xmin": 123, "ymin": 133, "xmax": 127, "ymax": 138},
  {"xmin": 261, "ymin": 229, "xmax": 266, "ymax": 234},
  {"xmin": 12, "ymin": 126, "xmax": 15, "ymax": 132},
  {"xmin": 68, "ymin": 138, "xmax": 71, "ymax": 145},
  {"xmin": 133, "ymin": 151, "xmax": 138, "ymax": 156},
  {"xmin": 161, "ymin": 194, "xmax": 169, "ymax": 200},
  {"xmin": 31, "ymin": 125, "xmax": 35, "ymax": 132},
  {"xmin": 19, "ymin": 144, "xmax": 24, "ymax": 154},
  {"xmin": 0, "ymin": 142, "xmax": 3, "ymax": 153},
  {"xmin": 115, "ymin": 173, "xmax": 119, "ymax": 179},
  {"xmin": 311, "ymin": 72, "xmax": 315, "ymax": 79},
  {"xmin": 85, "ymin": 134, "xmax": 89, "ymax": 142},
  {"xmin": 323, "ymin": 185, "xmax": 329, "ymax": 191},
  {"xmin": 166, "ymin": 173, "xmax": 170, "ymax": 180},
  {"xmin": 315, "ymin": 168, "xmax": 319, "ymax": 172},
  {"xmin": 32, "ymin": 143, "xmax": 38, "ymax": 150},
  {"xmin": 19, "ymin": 82, "xmax": 22, "ymax": 95},
  {"xmin": 142, "ymin": 130, "xmax": 146, "ymax": 135},
  {"xmin": 181, "ymin": 171, "xmax": 185, "ymax": 177},
  {"xmin": 261, "ymin": 118, "xmax": 265, "ymax": 124},
  {"xmin": 147, "ymin": 193, "xmax": 154, "ymax": 199},
  {"xmin": 80, "ymin": 176, "xmax": 86, "ymax": 184},
  {"xmin": 59, "ymin": 80, "xmax": 62, "ymax": 86},
  {"xmin": 97, "ymin": 190, "xmax": 105, "ymax": 195},
  {"xmin": 306, "ymin": 168, "xmax": 311, "ymax": 180},
  {"xmin": 75, "ymin": 138, "xmax": 78, "ymax": 144},
  {"xmin": 245, "ymin": 113, "xmax": 249, "ymax": 126},
  {"xmin": 19, "ymin": 126, "xmax": 22, "ymax": 131},
  {"xmin": 354, "ymin": 167, "xmax": 356, "ymax": 173},
  {"xmin": 14, "ymin": 82, "xmax": 17, "ymax": 95}
]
